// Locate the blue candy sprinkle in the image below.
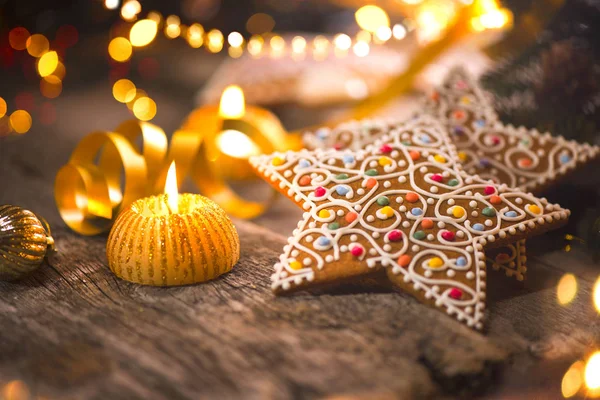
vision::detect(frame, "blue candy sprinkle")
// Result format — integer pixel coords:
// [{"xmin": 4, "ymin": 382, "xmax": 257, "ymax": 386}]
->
[
  {"xmin": 475, "ymin": 119, "xmax": 486, "ymax": 127},
  {"xmin": 420, "ymin": 134, "xmax": 431, "ymax": 143},
  {"xmin": 456, "ymin": 257, "xmax": 467, "ymax": 267},
  {"xmin": 473, "ymin": 223, "xmax": 485, "ymax": 231},
  {"xmin": 316, "ymin": 236, "xmax": 331, "ymax": 246},
  {"xmin": 559, "ymin": 154, "xmax": 571, "ymax": 164},
  {"xmin": 411, "ymin": 207, "xmax": 423, "ymax": 216},
  {"xmin": 336, "ymin": 185, "xmax": 350, "ymax": 196},
  {"xmin": 298, "ymin": 159, "xmax": 311, "ymax": 169},
  {"xmin": 504, "ymin": 211, "xmax": 518, "ymax": 218},
  {"xmin": 316, "ymin": 128, "xmax": 329, "ymax": 140},
  {"xmin": 479, "ymin": 158, "xmax": 491, "ymax": 168},
  {"xmin": 343, "ymin": 154, "xmax": 355, "ymax": 164}
]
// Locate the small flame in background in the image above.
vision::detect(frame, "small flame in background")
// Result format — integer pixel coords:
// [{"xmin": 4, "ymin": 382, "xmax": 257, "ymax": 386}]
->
[{"xmin": 1, "ymin": 380, "xmax": 31, "ymax": 400}]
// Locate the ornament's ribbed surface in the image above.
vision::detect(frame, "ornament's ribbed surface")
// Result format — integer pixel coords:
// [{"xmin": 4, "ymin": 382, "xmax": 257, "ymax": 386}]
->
[
  {"xmin": 107, "ymin": 194, "xmax": 240, "ymax": 286},
  {"xmin": 0, "ymin": 205, "xmax": 49, "ymax": 281}
]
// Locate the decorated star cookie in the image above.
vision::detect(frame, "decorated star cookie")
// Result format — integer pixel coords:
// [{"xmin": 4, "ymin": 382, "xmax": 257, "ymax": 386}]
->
[
  {"xmin": 251, "ymin": 116, "xmax": 569, "ymax": 329},
  {"xmin": 303, "ymin": 119, "xmax": 528, "ymax": 280}
]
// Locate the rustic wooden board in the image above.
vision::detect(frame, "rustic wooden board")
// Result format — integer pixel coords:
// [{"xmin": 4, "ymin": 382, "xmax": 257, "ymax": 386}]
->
[{"xmin": 1, "ymin": 74, "xmax": 598, "ymax": 400}]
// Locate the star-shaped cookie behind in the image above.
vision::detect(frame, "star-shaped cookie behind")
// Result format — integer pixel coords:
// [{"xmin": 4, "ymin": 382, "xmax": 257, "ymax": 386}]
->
[{"xmin": 251, "ymin": 116, "xmax": 570, "ymax": 329}]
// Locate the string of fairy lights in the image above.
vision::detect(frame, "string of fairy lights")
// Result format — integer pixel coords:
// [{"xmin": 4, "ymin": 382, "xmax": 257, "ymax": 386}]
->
[{"xmin": 0, "ymin": 0, "xmax": 512, "ymax": 134}]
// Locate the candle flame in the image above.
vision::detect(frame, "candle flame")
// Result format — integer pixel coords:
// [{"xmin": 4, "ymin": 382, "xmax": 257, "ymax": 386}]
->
[
  {"xmin": 219, "ymin": 85, "xmax": 245, "ymax": 119},
  {"xmin": 165, "ymin": 161, "xmax": 178, "ymax": 213}
]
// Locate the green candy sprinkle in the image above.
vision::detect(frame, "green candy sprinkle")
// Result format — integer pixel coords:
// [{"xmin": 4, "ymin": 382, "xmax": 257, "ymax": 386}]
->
[
  {"xmin": 402, "ymin": 140, "xmax": 412, "ymax": 146},
  {"xmin": 328, "ymin": 222, "xmax": 340, "ymax": 230},
  {"xmin": 336, "ymin": 173, "xmax": 349, "ymax": 180},
  {"xmin": 447, "ymin": 178, "xmax": 459, "ymax": 186},
  {"xmin": 377, "ymin": 196, "xmax": 390, "ymax": 206},
  {"xmin": 413, "ymin": 230, "xmax": 426, "ymax": 240},
  {"xmin": 482, "ymin": 207, "xmax": 496, "ymax": 217},
  {"xmin": 365, "ymin": 169, "xmax": 379, "ymax": 176}
]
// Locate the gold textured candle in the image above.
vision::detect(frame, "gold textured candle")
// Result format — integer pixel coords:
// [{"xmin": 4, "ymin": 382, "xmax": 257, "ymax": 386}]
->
[{"xmin": 106, "ymin": 163, "xmax": 240, "ymax": 286}]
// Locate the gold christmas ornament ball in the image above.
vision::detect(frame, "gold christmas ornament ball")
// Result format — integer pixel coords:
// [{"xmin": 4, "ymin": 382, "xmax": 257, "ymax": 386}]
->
[
  {"xmin": 0, "ymin": 205, "xmax": 54, "ymax": 281},
  {"xmin": 107, "ymin": 193, "xmax": 240, "ymax": 286}
]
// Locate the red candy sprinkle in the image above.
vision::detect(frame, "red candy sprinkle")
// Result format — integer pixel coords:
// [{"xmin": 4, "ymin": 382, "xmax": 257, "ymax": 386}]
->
[
  {"xmin": 441, "ymin": 231, "xmax": 455, "ymax": 241},
  {"xmin": 495, "ymin": 253, "xmax": 510, "ymax": 262},
  {"xmin": 351, "ymin": 246, "xmax": 364, "ymax": 257},
  {"xmin": 484, "ymin": 186, "xmax": 495, "ymax": 195},
  {"xmin": 380, "ymin": 144, "xmax": 393, "ymax": 153},
  {"xmin": 314, "ymin": 186, "xmax": 326, "ymax": 197},
  {"xmin": 449, "ymin": 288, "xmax": 463, "ymax": 299},
  {"xmin": 431, "ymin": 174, "xmax": 443, "ymax": 182},
  {"xmin": 491, "ymin": 136, "xmax": 500, "ymax": 145},
  {"xmin": 333, "ymin": 143, "xmax": 343, "ymax": 150},
  {"xmin": 387, "ymin": 230, "xmax": 403, "ymax": 242}
]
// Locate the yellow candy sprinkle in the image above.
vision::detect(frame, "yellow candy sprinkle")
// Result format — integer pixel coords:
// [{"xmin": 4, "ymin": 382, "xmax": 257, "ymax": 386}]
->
[
  {"xmin": 289, "ymin": 261, "xmax": 302, "ymax": 270},
  {"xmin": 272, "ymin": 156, "xmax": 285, "ymax": 166},
  {"xmin": 380, "ymin": 206, "xmax": 394, "ymax": 217},
  {"xmin": 379, "ymin": 156, "xmax": 392, "ymax": 166},
  {"xmin": 461, "ymin": 96, "xmax": 471, "ymax": 105},
  {"xmin": 452, "ymin": 206, "xmax": 465, "ymax": 218},
  {"xmin": 318, "ymin": 209, "xmax": 330, "ymax": 219},
  {"xmin": 433, "ymin": 154, "xmax": 446, "ymax": 163},
  {"xmin": 528, "ymin": 204, "xmax": 541, "ymax": 214},
  {"xmin": 428, "ymin": 257, "xmax": 444, "ymax": 268},
  {"xmin": 458, "ymin": 151, "xmax": 467, "ymax": 162}
]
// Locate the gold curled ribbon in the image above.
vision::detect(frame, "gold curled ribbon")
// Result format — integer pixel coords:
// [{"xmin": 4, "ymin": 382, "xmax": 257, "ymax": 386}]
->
[{"xmin": 55, "ymin": 106, "xmax": 300, "ymax": 235}]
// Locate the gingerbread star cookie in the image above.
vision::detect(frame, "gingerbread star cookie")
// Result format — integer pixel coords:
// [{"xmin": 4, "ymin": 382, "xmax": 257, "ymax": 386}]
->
[
  {"xmin": 303, "ymin": 118, "xmax": 528, "ymax": 280},
  {"xmin": 251, "ymin": 116, "xmax": 569, "ymax": 329}
]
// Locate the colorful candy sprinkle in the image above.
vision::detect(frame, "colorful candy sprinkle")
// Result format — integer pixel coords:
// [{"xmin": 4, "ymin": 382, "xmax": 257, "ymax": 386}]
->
[
  {"xmin": 449, "ymin": 288, "xmax": 463, "ymax": 300},
  {"xmin": 299, "ymin": 176, "xmax": 311, "ymax": 186},
  {"xmin": 453, "ymin": 126, "xmax": 465, "ymax": 136},
  {"xmin": 441, "ymin": 231, "xmax": 455, "ymax": 241},
  {"xmin": 473, "ymin": 223, "xmax": 484, "ymax": 231},
  {"xmin": 387, "ymin": 230, "xmax": 403, "ymax": 242},
  {"xmin": 272, "ymin": 156, "xmax": 285, "ymax": 166},
  {"xmin": 458, "ymin": 151, "xmax": 467, "ymax": 162},
  {"xmin": 328, "ymin": 222, "xmax": 340, "ymax": 230},
  {"xmin": 479, "ymin": 158, "xmax": 491, "ymax": 168},
  {"xmin": 380, "ymin": 144, "xmax": 393, "ymax": 153},
  {"xmin": 366, "ymin": 178, "xmax": 377, "ymax": 189},
  {"xmin": 452, "ymin": 206, "xmax": 465, "ymax": 218},
  {"xmin": 482, "ymin": 207, "xmax": 496, "ymax": 217},
  {"xmin": 314, "ymin": 186, "xmax": 326, "ymax": 197},
  {"xmin": 345, "ymin": 212, "xmax": 358, "ymax": 223},
  {"xmin": 518, "ymin": 158, "xmax": 532, "ymax": 168},
  {"xmin": 316, "ymin": 236, "xmax": 330, "ymax": 246},
  {"xmin": 433, "ymin": 154, "xmax": 446, "ymax": 163},
  {"xmin": 343, "ymin": 154, "xmax": 355, "ymax": 164},
  {"xmin": 456, "ymin": 257, "xmax": 467, "ymax": 267},
  {"xmin": 428, "ymin": 257, "xmax": 444, "ymax": 268},
  {"xmin": 475, "ymin": 119, "xmax": 486, "ymax": 128},
  {"xmin": 351, "ymin": 246, "xmax": 364, "ymax": 257},
  {"xmin": 504, "ymin": 211, "xmax": 518, "ymax": 218},
  {"xmin": 336, "ymin": 186, "xmax": 350, "ymax": 196},
  {"xmin": 490, "ymin": 195, "xmax": 501, "ymax": 204},
  {"xmin": 452, "ymin": 110, "xmax": 465, "ymax": 120},
  {"xmin": 411, "ymin": 207, "xmax": 423, "ymax": 216},
  {"xmin": 484, "ymin": 186, "xmax": 495, "ymax": 195},
  {"xmin": 559, "ymin": 154, "xmax": 571, "ymax": 164},
  {"xmin": 421, "ymin": 218, "xmax": 434, "ymax": 229},
  {"xmin": 405, "ymin": 192, "xmax": 419, "ymax": 203},
  {"xmin": 377, "ymin": 196, "xmax": 390, "ymax": 206},
  {"xmin": 528, "ymin": 204, "xmax": 541, "ymax": 214},
  {"xmin": 380, "ymin": 206, "xmax": 394, "ymax": 218},
  {"xmin": 333, "ymin": 143, "xmax": 343, "ymax": 150},
  {"xmin": 448, "ymin": 178, "xmax": 459, "ymax": 187},
  {"xmin": 379, "ymin": 157, "xmax": 392, "ymax": 166},
  {"xmin": 409, "ymin": 150, "xmax": 420, "ymax": 161},
  {"xmin": 430, "ymin": 174, "xmax": 443, "ymax": 182},
  {"xmin": 398, "ymin": 254, "xmax": 412, "ymax": 267},
  {"xmin": 318, "ymin": 210, "xmax": 330, "ymax": 219},
  {"xmin": 413, "ymin": 231, "xmax": 426, "ymax": 240},
  {"xmin": 365, "ymin": 169, "xmax": 379, "ymax": 176},
  {"xmin": 336, "ymin": 173, "xmax": 349, "ymax": 180},
  {"xmin": 495, "ymin": 253, "xmax": 510, "ymax": 262},
  {"xmin": 316, "ymin": 128, "xmax": 329, "ymax": 140},
  {"xmin": 298, "ymin": 159, "xmax": 311, "ymax": 168},
  {"xmin": 289, "ymin": 261, "xmax": 302, "ymax": 270},
  {"xmin": 420, "ymin": 134, "xmax": 431, "ymax": 143}
]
